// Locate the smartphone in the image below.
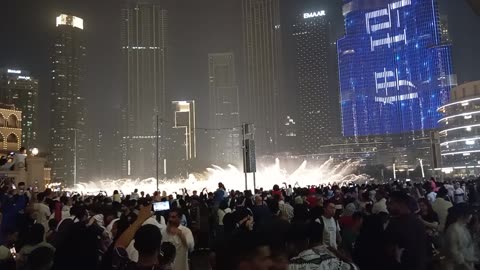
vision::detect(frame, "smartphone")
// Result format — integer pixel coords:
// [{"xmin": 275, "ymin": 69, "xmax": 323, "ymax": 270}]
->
[
  {"xmin": 10, "ymin": 247, "xmax": 16, "ymax": 259},
  {"xmin": 153, "ymin": 201, "xmax": 170, "ymax": 212}
]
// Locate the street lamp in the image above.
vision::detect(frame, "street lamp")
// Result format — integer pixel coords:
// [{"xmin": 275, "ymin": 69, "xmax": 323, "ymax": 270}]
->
[{"xmin": 31, "ymin": 148, "xmax": 39, "ymax": 156}]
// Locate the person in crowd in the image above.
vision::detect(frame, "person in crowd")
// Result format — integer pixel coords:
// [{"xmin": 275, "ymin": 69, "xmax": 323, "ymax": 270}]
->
[
  {"xmin": 444, "ymin": 204, "xmax": 478, "ymax": 270},
  {"xmin": 384, "ymin": 191, "xmax": 427, "ymax": 270},
  {"xmin": 341, "ymin": 212, "xmax": 363, "ymax": 260},
  {"xmin": 288, "ymin": 222, "xmax": 357, "ymax": 270},
  {"xmin": 33, "ymin": 193, "xmax": 51, "ymax": 232},
  {"xmin": 0, "ymin": 228, "xmax": 18, "ymax": 270},
  {"xmin": 113, "ymin": 190, "xmax": 122, "ymax": 203},
  {"xmin": 161, "ymin": 208, "xmax": 194, "ymax": 270},
  {"xmin": 316, "ymin": 202, "xmax": 341, "ymax": 250},
  {"xmin": 160, "ymin": 242, "xmax": 176, "ymax": 270},
  {"xmin": 215, "ymin": 231, "xmax": 273, "ymax": 270},
  {"xmin": 17, "ymin": 223, "xmax": 55, "ymax": 269},
  {"xmin": 372, "ymin": 189, "xmax": 388, "ymax": 214},
  {"xmin": 432, "ymin": 186, "xmax": 453, "ymax": 232},
  {"xmin": 454, "ymin": 183, "xmax": 466, "ymax": 204},
  {"xmin": 252, "ymin": 195, "xmax": 270, "ymax": 225},
  {"xmin": 131, "ymin": 189, "xmax": 140, "ymax": 201},
  {"xmin": 114, "ymin": 204, "xmax": 168, "ymax": 270},
  {"xmin": 216, "ymin": 200, "xmax": 230, "ymax": 239}
]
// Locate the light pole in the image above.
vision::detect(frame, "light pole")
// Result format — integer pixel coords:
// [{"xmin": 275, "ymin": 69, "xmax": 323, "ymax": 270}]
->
[
  {"xmin": 156, "ymin": 115, "xmax": 159, "ymax": 191},
  {"xmin": 73, "ymin": 129, "xmax": 77, "ymax": 187},
  {"xmin": 418, "ymin": 158, "xmax": 425, "ymax": 178}
]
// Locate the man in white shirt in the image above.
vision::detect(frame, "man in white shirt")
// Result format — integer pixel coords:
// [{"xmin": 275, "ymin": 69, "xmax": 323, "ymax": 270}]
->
[
  {"xmin": 130, "ymin": 189, "xmax": 140, "ymax": 200},
  {"xmin": 161, "ymin": 208, "xmax": 194, "ymax": 270},
  {"xmin": 316, "ymin": 202, "xmax": 341, "ymax": 250},
  {"xmin": 33, "ymin": 192, "xmax": 51, "ymax": 232},
  {"xmin": 454, "ymin": 183, "xmax": 466, "ymax": 204}
]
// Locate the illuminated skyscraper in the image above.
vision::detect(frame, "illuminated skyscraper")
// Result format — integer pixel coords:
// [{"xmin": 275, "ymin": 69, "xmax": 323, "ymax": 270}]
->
[
  {"xmin": 0, "ymin": 68, "xmax": 39, "ymax": 148},
  {"xmin": 50, "ymin": 14, "xmax": 87, "ymax": 185},
  {"xmin": 208, "ymin": 53, "xmax": 241, "ymax": 164},
  {"xmin": 172, "ymin": 100, "xmax": 196, "ymax": 158},
  {"xmin": 242, "ymin": 0, "xmax": 282, "ymax": 155},
  {"xmin": 294, "ymin": 9, "xmax": 340, "ymax": 154},
  {"xmin": 338, "ymin": 0, "xmax": 456, "ymax": 137},
  {"xmin": 121, "ymin": 0, "xmax": 168, "ymax": 178}
]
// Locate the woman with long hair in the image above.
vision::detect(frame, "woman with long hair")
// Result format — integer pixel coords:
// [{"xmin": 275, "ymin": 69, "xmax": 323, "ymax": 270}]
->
[{"xmin": 444, "ymin": 204, "xmax": 478, "ymax": 270}]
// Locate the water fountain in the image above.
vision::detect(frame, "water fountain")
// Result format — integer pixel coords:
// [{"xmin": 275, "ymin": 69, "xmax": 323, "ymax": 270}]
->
[{"xmin": 70, "ymin": 158, "xmax": 369, "ymax": 195}]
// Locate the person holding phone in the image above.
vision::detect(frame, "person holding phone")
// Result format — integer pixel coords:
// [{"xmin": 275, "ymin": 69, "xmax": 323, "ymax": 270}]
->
[{"xmin": 161, "ymin": 209, "xmax": 194, "ymax": 270}]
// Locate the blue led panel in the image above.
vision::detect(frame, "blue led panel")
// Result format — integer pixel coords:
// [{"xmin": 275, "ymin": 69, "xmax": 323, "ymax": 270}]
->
[{"xmin": 338, "ymin": 0, "xmax": 455, "ymax": 136}]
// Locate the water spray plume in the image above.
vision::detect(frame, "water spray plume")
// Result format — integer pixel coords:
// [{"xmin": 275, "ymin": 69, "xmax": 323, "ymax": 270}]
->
[{"xmin": 70, "ymin": 158, "xmax": 369, "ymax": 195}]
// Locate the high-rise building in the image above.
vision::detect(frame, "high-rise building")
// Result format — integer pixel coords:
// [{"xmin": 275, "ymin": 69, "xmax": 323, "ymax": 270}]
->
[
  {"xmin": 293, "ymin": 9, "xmax": 340, "ymax": 154},
  {"xmin": 242, "ymin": 0, "xmax": 282, "ymax": 155},
  {"xmin": 0, "ymin": 68, "xmax": 39, "ymax": 148},
  {"xmin": 208, "ymin": 53, "xmax": 241, "ymax": 164},
  {"xmin": 121, "ymin": 0, "xmax": 168, "ymax": 178},
  {"xmin": 50, "ymin": 14, "xmax": 88, "ymax": 186},
  {"xmin": 172, "ymin": 101, "xmax": 196, "ymax": 161},
  {"xmin": 338, "ymin": 0, "xmax": 456, "ymax": 137}
]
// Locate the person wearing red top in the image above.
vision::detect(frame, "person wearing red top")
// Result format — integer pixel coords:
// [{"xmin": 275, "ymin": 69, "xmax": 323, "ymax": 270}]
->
[{"xmin": 272, "ymin": 185, "xmax": 282, "ymax": 197}]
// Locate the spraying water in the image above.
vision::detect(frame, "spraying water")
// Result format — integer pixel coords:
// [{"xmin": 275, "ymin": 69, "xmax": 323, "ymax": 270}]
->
[{"xmin": 70, "ymin": 158, "xmax": 369, "ymax": 195}]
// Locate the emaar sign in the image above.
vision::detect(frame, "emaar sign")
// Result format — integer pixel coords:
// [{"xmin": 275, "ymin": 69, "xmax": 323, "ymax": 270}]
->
[{"xmin": 303, "ymin": 10, "xmax": 326, "ymax": 19}]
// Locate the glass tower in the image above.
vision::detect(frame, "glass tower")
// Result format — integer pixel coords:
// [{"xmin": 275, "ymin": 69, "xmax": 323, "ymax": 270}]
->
[
  {"xmin": 50, "ymin": 14, "xmax": 88, "ymax": 185},
  {"xmin": 337, "ymin": 0, "xmax": 456, "ymax": 137}
]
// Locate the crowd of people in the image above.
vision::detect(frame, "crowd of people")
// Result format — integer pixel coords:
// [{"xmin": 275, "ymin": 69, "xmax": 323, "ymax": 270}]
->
[{"xmin": 0, "ymin": 177, "xmax": 479, "ymax": 270}]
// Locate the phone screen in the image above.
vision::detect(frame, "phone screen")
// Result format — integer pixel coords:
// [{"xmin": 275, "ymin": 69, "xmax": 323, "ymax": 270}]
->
[
  {"xmin": 10, "ymin": 247, "xmax": 16, "ymax": 258},
  {"xmin": 153, "ymin": 201, "xmax": 170, "ymax": 212}
]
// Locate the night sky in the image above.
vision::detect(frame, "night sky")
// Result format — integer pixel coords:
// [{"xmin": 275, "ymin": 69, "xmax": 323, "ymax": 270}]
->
[{"xmin": 1, "ymin": 0, "xmax": 479, "ymax": 153}]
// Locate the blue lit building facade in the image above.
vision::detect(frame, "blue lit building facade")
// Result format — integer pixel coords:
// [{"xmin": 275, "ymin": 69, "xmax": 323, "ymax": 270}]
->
[{"xmin": 338, "ymin": 0, "xmax": 456, "ymax": 137}]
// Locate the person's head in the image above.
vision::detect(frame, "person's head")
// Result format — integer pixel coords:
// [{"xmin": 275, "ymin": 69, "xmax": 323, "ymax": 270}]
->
[
  {"xmin": 193, "ymin": 190, "xmax": 198, "ymax": 196},
  {"xmin": 160, "ymin": 242, "xmax": 176, "ymax": 265},
  {"xmin": 218, "ymin": 182, "xmax": 225, "ymax": 190},
  {"xmin": 445, "ymin": 203, "xmax": 473, "ymax": 231},
  {"xmin": 287, "ymin": 223, "xmax": 309, "ymax": 254},
  {"xmin": 273, "ymin": 185, "xmax": 280, "ymax": 191},
  {"xmin": 19, "ymin": 147, "xmax": 26, "ymax": 154},
  {"xmin": 308, "ymin": 222, "xmax": 324, "ymax": 247},
  {"xmin": 26, "ymin": 223, "xmax": 45, "ymax": 246},
  {"xmin": 134, "ymin": 224, "xmax": 162, "ymax": 260},
  {"xmin": 37, "ymin": 192, "xmax": 46, "ymax": 203},
  {"xmin": 18, "ymin": 182, "xmax": 26, "ymax": 191},
  {"xmin": 418, "ymin": 198, "xmax": 433, "ymax": 216},
  {"xmin": 437, "ymin": 186, "xmax": 448, "ymax": 199},
  {"xmin": 113, "ymin": 190, "xmax": 119, "ymax": 195},
  {"xmin": 323, "ymin": 202, "xmax": 336, "ymax": 218},
  {"xmin": 254, "ymin": 195, "xmax": 263, "ymax": 205},
  {"xmin": 2, "ymin": 228, "xmax": 18, "ymax": 246},
  {"xmin": 218, "ymin": 231, "xmax": 272, "ymax": 270},
  {"xmin": 28, "ymin": 246, "xmax": 54, "ymax": 270},
  {"xmin": 219, "ymin": 199, "xmax": 229, "ymax": 210},
  {"xmin": 134, "ymin": 189, "xmax": 138, "ymax": 193},
  {"xmin": 375, "ymin": 189, "xmax": 386, "ymax": 201},
  {"xmin": 352, "ymin": 212, "xmax": 364, "ymax": 229},
  {"xmin": 168, "ymin": 208, "xmax": 182, "ymax": 227},
  {"xmin": 267, "ymin": 200, "xmax": 279, "ymax": 216},
  {"xmin": 388, "ymin": 191, "xmax": 411, "ymax": 216}
]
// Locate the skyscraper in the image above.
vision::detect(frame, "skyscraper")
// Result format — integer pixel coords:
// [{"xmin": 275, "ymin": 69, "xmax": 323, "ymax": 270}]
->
[
  {"xmin": 242, "ymin": 0, "xmax": 282, "ymax": 155},
  {"xmin": 0, "ymin": 68, "xmax": 39, "ymax": 148},
  {"xmin": 294, "ymin": 9, "xmax": 340, "ymax": 154},
  {"xmin": 121, "ymin": 0, "xmax": 168, "ymax": 178},
  {"xmin": 208, "ymin": 53, "xmax": 241, "ymax": 164},
  {"xmin": 338, "ymin": 0, "xmax": 456, "ymax": 137},
  {"xmin": 50, "ymin": 14, "xmax": 87, "ymax": 185},
  {"xmin": 168, "ymin": 100, "xmax": 196, "ymax": 176}
]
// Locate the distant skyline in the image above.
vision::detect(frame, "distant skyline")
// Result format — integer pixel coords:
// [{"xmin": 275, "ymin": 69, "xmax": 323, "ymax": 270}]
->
[{"xmin": 0, "ymin": 0, "xmax": 479, "ymax": 172}]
